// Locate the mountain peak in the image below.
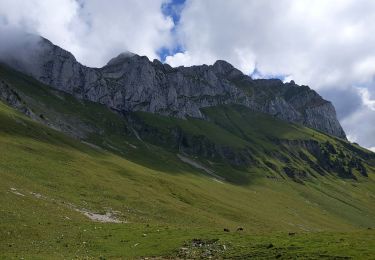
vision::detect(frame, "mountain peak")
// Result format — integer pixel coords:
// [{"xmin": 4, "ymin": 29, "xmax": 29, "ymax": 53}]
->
[
  {"xmin": 213, "ymin": 59, "xmax": 233, "ymax": 68},
  {"xmin": 105, "ymin": 51, "xmax": 137, "ymax": 66},
  {"xmin": 212, "ymin": 60, "xmax": 244, "ymax": 79},
  {"xmin": 212, "ymin": 60, "xmax": 234, "ymax": 73}
]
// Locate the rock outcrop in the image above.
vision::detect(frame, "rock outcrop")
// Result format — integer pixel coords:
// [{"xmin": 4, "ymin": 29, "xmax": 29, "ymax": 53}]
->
[
  {"xmin": 2, "ymin": 36, "xmax": 346, "ymax": 139},
  {"xmin": 0, "ymin": 80, "xmax": 34, "ymax": 118}
]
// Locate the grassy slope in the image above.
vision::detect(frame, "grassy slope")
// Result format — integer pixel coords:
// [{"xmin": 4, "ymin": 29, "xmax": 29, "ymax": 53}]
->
[{"xmin": 0, "ymin": 65, "xmax": 375, "ymax": 258}]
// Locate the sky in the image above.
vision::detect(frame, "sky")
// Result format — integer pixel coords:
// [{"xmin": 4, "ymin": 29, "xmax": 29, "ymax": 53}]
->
[{"xmin": 0, "ymin": 0, "xmax": 374, "ymax": 151}]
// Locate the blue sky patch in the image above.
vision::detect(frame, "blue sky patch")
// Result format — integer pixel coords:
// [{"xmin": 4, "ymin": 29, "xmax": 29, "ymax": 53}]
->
[{"xmin": 158, "ymin": 0, "xmax": 186, "ymax": 62}]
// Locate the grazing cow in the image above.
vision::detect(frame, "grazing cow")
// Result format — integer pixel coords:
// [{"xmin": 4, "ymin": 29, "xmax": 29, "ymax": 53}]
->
[
  {"xmin": 224, "ymin": 228, "xmax": 230, "ymax": 232},
  {"xmin": 236, "ymin": 227, "xmax": 244, "ymax": 231},
  {"xmin": 288, "ymin": 232, "xmax": 296, "ymax": 236}
]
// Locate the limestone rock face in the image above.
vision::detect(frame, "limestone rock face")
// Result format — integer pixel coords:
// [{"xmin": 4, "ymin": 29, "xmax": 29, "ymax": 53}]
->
[{"xmin": 3, "ymin": 37, "xmax": 346, "ymax": 139}]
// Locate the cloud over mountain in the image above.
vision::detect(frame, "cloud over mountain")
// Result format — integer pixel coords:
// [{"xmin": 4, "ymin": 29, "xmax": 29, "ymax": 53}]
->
[{"xmin": 0, "ymin": 0, "xmax": 173, "ymax": 67}]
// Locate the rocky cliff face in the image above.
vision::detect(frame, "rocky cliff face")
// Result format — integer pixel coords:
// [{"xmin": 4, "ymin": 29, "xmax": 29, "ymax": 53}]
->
[{"xmin": 2, "ymin": 37, "xmax": 346, "ymax": 139}]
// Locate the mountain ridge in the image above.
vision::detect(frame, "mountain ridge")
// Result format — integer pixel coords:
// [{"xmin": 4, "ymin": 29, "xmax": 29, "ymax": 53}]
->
[{"xmin": 1, "ymin": 35, "xmax": 346, "ymax": 139}]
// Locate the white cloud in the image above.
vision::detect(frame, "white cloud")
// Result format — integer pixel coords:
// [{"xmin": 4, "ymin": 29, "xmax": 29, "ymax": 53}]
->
[
  {"xmin": 165, "ymin": 50, "xmax": 219, "ymax": 68},
  {"xmin": 167, "ymin": 0, "xmax": 375, "ymax": 87},
  {"xmin": 0, "ymin": 0, "xmax": 174, "ymax": 67},
  {"xmin": 341, "ymin": 87, "xmax": 375, "ymax": 148},
  {"xmin": 358, "ymin": 87, "xmax": 375, "ymax": 111},
  {"xmin": 74, "ymin": 0, "xmax": 174, "ymax": 66},
  {"xmin": 0, "ymin": 0, "xmax": 83, "ymax": 60}
]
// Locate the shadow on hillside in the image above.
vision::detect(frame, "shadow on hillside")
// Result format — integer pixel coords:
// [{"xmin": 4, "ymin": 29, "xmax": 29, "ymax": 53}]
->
[{"xmin": 100, "ymin": 138, "xmax": 257, "ymax": 186}]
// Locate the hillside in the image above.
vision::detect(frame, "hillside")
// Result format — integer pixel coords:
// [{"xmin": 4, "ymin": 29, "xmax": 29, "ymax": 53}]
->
[{"xmin": 0, "ymin": 63, "xmax": 375, "ymax": 258}]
